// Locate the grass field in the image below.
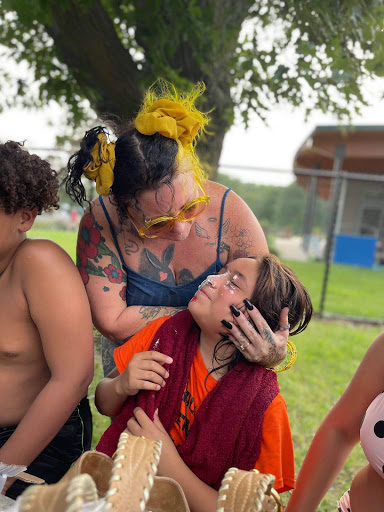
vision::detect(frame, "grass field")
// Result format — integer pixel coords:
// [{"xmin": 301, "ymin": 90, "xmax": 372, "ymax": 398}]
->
[
  {"xmin": 31, "ymin": 228, "xmax": 384, "ymax": 320},
  {"xmin": 30, "ymin": 228, "xmax": 384, "ymax": 511}
]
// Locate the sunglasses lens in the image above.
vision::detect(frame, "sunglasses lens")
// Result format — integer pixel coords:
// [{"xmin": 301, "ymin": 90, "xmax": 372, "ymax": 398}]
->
[
  {"xmin": 141, "ymin": 197, "xmax": 210, "ymax": 238},
  {"xmin": 182, "ymin": 199, "xmax": 209, "ymax": 220},
  {"xmin": 143, "ymin": 220, "xmax": 172, "ymax": 238}
]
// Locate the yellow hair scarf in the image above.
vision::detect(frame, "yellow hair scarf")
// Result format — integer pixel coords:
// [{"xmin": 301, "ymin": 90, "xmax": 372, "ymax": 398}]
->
[
  {"xmin": 135, "ymin": 99, "xmax": 200, "ymax": 147},
  {"xmin": 83, "ymin": 133, "xmax": 115, "ymax": 196}
]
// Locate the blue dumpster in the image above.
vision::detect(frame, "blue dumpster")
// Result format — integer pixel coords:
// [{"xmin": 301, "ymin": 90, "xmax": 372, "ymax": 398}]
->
[{"xmin": 334, "ymin": 234, "xmax": 377, "ymax": 268}]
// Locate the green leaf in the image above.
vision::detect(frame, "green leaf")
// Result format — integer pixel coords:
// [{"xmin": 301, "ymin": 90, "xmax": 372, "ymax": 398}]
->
[{"xmin": 86, "ymin": 260, "xmax": 105, "ymax": 277}]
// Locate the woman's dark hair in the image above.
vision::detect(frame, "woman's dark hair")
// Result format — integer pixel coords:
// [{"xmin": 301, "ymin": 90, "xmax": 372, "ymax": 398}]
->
[
  {"xmin": 0, "ymin": 141, "xmax": 59, "ymax": 214},
  {"xmin": 66, "ymin": 123, "xmax": 179, "ymax": 221},
  {"xmin": 209, "ymin": 254, "xmax": 313, "ymax": 378}
]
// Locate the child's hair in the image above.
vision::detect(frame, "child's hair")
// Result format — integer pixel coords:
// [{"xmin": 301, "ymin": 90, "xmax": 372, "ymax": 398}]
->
[
  {"xmin": 0, "ymin": 141, "xmax": 59, "ymax": 215},
  {"xmin": 66, "ymin": 80, "xmax": 209, "ymax": 222},
  {"xmin": 250, "ymin": 254, "xmax": 312, "ymax": 336},
  {"xmin": 211, "ymin": 254, "xmax": 313, "ymax": 375}
]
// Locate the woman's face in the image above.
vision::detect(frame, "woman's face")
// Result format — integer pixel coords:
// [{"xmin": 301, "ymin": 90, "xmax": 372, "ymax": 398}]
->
[
  {"xmin": 188, "ymin": 258, "xmax": 260, "ymax": 336},
  {"xmin": 129, "ymin": 172, "xmax": 205, "ymax": 241}
]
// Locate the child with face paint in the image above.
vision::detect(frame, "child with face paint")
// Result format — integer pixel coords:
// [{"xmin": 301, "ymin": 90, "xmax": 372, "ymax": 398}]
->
[{"xmin": 95, "ymin": 255, "xmax": 313, "ymax": 512}]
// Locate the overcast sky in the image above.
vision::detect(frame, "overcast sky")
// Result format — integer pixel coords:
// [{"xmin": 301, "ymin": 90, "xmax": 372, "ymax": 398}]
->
[{"xmin": 1, "ymin": 61, "xmax": 383, "ymax": 187}]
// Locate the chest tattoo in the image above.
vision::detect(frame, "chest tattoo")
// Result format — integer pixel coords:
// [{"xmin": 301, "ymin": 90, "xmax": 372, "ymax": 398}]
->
[{"xmin": 139, "ymin": 244, "xmax": 176, "ymax": 284}]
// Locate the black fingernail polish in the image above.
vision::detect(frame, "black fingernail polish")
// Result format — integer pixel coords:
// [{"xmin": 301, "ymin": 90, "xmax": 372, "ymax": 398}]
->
[
  {"xmin": 221, "ymin": 319, "xmax": 232, "ymax": 329},
  {"xmin": 244, "ymin": 299, "xmax": 254, "ymax": 310},
  {"xmin": 230, "ymin": 305, "xmax": 240, "ymax": 317}
]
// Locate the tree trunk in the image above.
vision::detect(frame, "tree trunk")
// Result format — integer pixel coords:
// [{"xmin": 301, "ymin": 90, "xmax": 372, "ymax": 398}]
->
[
  {"xmin": 43, "ymin": 0, "xmax": 250, "ymax": 179},
  {"xmin": 45, "ymin": 0, "xmax": 143, "ymax": 119}
]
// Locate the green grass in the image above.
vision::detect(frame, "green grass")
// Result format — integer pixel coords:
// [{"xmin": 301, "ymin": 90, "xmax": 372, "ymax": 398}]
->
[
  {"xmin": 29, "ymin": 228, "xmax": 384, "ymax": 510},
  {"xmin": 286, "ymin": 260, "xmax": 384, "ymax": 319},
  {"xmin": 29, "ymin": 229, "xmax": 384, "ymax": 320},
  {"xmin": 278, "ymin": 319, "xmax": 382, "ymax": 510},
  {"xmin": 89, "ymin": 344, "xmax": 110, "ymax": 447}
]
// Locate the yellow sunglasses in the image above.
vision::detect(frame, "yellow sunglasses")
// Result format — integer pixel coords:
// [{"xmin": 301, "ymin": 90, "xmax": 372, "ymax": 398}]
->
[{"xmin": 131, "ymin": 178, "xmax": 210, "ymax": 238}]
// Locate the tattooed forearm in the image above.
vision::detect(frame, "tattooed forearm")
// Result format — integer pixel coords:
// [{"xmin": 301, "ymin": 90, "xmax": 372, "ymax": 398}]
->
[
  {"xmin": 139, "ymin": 306, "xmax": 162, "ymax": 321},
  {"xmin": 139, "ymin": 305, "xmax": 185, "ymax": 324}
]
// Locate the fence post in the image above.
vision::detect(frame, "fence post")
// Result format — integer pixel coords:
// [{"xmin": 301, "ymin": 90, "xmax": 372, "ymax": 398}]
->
[
  {"xmin": 319, "ymin": 144, "xmax": 346, "ymax": 317},
  {"xmin": 302, "ymin": 174, "xmax": 319, "ymax": 252}
]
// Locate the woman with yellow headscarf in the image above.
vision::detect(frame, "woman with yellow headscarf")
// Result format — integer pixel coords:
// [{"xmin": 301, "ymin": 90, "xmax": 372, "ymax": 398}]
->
[{"xmin": 66, "ymin": 79, "xmax": 290, "ymax": 378}]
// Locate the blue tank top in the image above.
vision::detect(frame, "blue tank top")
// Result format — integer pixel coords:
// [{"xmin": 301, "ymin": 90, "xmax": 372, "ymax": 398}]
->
[{"xmin": 99, "ymin": 188, "xmax": 231, "ymax": 308}]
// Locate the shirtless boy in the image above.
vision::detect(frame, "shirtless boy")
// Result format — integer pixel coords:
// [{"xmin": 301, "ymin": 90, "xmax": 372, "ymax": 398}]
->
[{"xmin": 0, "ymin": 141, "xmax": 94, "ymax": 499}]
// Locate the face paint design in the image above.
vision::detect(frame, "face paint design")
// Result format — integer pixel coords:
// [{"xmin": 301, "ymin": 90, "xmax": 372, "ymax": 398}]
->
[
  {"xmin": 222, "ymin": 272, "xmax": 240, "ymax": 295},
  {"xmin": 190, "ymin": 270, "xmax": 239, "ymax": 302},
  {"xmin": 192, "ymin": 274, "xmax": 218, "ymax": 300}
]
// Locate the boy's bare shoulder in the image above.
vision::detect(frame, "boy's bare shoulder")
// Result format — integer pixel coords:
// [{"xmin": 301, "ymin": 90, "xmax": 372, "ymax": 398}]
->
[
  {"xmin": 17, "ymin": 238, "xmax": 72, "ymax": 262},
  {"xmin": 14, "ymin": 239, "xmax": 76, "ymax": 279}
]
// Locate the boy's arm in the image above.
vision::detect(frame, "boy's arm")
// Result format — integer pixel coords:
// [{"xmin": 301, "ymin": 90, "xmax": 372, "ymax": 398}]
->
[{"xmin": 0, "ymin": 241, "xmax": 94, "ymax": 468}]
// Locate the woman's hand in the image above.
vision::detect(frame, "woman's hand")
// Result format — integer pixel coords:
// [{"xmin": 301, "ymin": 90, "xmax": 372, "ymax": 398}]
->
[
  {"xmin": 125, "ymin": 408, "xmax": 180, "ymax": 475},
  {"xmin": 222, "ymin": 301, "xmax": 289, "ymax": 367},
  {"xmin": 117, "ymin": 352, "xmax": 173, "ymax": 397}
]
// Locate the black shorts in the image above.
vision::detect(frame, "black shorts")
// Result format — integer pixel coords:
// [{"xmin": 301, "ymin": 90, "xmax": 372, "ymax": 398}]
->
[{"xmin": 1, "ymin": 396, "xmax": 92, "ymax": 500}]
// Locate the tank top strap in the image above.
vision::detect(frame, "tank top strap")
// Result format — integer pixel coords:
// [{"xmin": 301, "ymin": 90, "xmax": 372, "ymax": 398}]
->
[
  {"xmin": 216, "ymin": 188, "xmax": 232, "ymax": 260},
  {"xmin": 99, "ymin": 196, "xmax": 126, "ymax": 265}
]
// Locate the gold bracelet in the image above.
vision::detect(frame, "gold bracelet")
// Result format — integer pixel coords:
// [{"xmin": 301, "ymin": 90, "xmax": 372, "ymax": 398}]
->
[{"xmin": 268, "ymin": 339, "xmax": 297, "ymax": 373}]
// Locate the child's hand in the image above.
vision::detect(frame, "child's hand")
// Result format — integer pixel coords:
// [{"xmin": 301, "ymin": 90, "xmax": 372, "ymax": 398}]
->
[
  {"xmin": 125, "ymin": 408, "xmax": 180, "ymax": 476},
  {"xmin": 116, "ymin": 351, "xmax": 173, "ymax": 397}
]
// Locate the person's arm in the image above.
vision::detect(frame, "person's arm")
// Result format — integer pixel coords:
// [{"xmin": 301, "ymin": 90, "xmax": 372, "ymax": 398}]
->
[
  {"xmin": 220, "ymin": 187, "xmax": 269, "ymax": 261},
  {"xmin": 126, "ymin": 408, "xmax": 218, "ymax": 512},
  {"xmin": 0, "ymin": 241, "xmax": 94, "ymax": 468},
  {"xmin": 286, "ymin": 332, "xmax": 384, "ymax": 512},
  {"xmin": 77, "ymin": 207, "xmax": 182, "ymax": 341}
]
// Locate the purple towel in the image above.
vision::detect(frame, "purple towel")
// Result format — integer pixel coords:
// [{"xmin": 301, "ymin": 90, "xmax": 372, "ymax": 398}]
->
[{"xmin": 96, "ymin": 310, "xmax": 279, "ymax": 489}]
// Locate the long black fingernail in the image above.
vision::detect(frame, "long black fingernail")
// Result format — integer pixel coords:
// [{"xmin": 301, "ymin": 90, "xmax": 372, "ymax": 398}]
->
[
  {"xmin": 230, "ymin": 305, "xmax": 240, "ymax": 317},
  {"xmin": 244, "ymin": 299, "xmax": 254, "ymax": 310},
  {"xmin": 221, "ymin": 319, "xmax": 232, "ymax": 329}
]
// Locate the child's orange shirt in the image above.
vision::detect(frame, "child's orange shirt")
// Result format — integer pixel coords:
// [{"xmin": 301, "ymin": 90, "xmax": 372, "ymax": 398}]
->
[{"xmin": 114, "ymin": 317, "xmax": 295, "ymax": 492}]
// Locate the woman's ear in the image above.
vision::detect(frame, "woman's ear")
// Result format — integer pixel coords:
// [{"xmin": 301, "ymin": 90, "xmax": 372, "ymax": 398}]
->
[{"xmin": 18, "ymin": 208, "xmax": 38, "ymax": 232}]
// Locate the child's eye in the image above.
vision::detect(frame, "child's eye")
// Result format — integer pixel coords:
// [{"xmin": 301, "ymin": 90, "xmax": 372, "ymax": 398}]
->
[{"xmin": 229, "ymin": 281, "xmax": 239, "ymax": 289}]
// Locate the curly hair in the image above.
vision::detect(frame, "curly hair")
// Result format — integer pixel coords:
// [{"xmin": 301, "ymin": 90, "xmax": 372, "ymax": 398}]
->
[{"xmin": 0, "ymin": 141, "xmax": 59, "ymax": 215}]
